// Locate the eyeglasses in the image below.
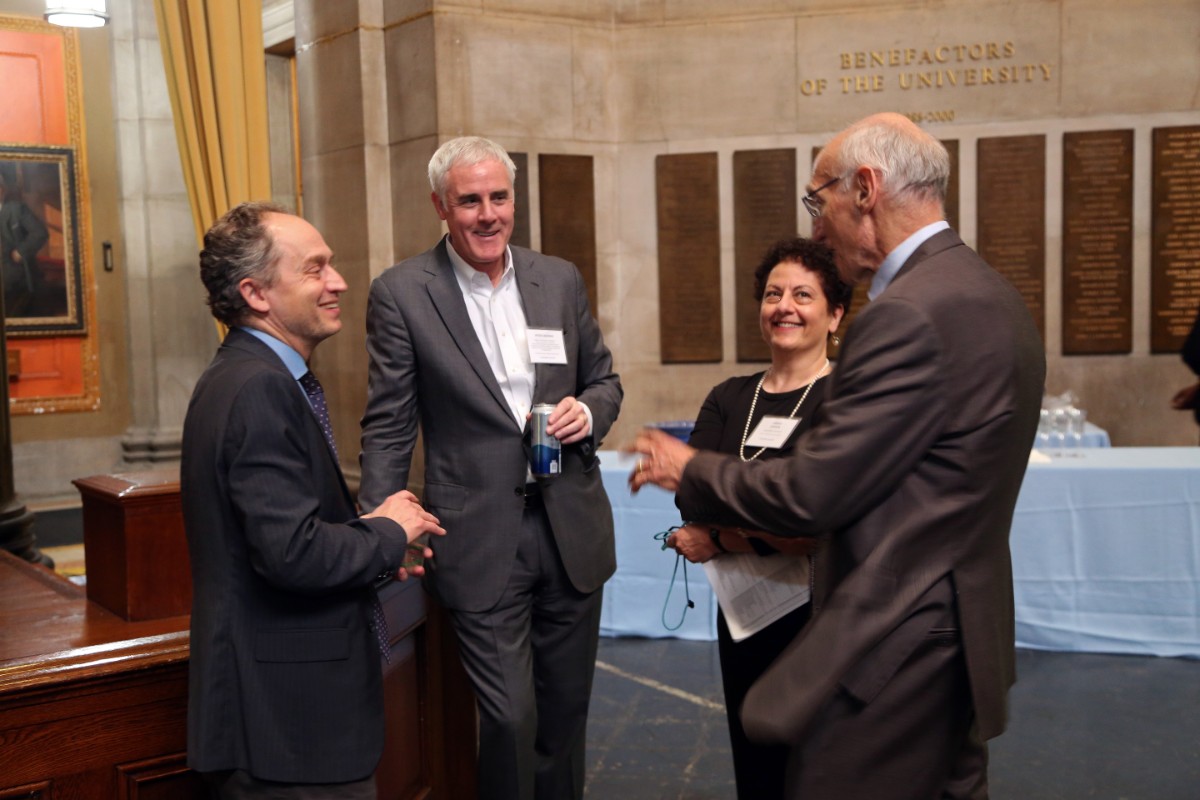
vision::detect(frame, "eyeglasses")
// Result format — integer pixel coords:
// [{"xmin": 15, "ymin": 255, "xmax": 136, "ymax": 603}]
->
[{"xmin": 802, "ymin": 175, "xmax": 843, "ymax": 218}]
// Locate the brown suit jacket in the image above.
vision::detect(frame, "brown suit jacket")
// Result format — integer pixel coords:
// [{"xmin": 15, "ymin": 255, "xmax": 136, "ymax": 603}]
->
[{"xmin": 676, "ymin": 229, "xmax": 1045, "ymax": 744}]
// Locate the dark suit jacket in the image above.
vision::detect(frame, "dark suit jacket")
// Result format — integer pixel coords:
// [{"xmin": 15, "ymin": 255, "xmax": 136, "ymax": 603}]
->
[
  {"xmin": 360, "ymin": 238, "xmax": 623, "ymax": 612},
  {"xmin": 181, "ymin": 328, "xmax": 410, "ymax": 783},
  {"xmin": 677, "ymin": 230, "xmax": 1045, "ymax": 744}
]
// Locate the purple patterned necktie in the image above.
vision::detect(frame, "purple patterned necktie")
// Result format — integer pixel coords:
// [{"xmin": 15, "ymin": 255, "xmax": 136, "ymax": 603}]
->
[
  {"xmin": 298, "ymin": 370, "xmax": 338, "ymax": 460},
  {"xmin": 299, "ymin": 370, "xmax": 390, "ymax": 660}
]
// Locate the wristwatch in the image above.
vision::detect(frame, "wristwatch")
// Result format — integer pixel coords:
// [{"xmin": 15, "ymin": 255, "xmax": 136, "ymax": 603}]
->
[{"xmin": 708, "ymin": 527, "xmax": 728, "ymax": 553}]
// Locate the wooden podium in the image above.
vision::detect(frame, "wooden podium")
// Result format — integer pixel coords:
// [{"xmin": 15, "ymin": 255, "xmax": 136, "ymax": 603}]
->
[
  {"xmin": 74, "ymin": 470, "xmax": 191, "ymax": 620},
  {"xmin": 0, "ymin": 473, "xmax": 476, "ymax": 799}
]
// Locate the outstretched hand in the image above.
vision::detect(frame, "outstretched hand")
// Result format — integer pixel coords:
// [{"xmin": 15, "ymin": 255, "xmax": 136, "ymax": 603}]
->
[{"xmin": 625, "ymin": 428, "xmax": 697, "ymax": 494}]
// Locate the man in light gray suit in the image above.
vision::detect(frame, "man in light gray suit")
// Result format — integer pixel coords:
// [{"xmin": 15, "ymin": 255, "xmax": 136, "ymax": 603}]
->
[
  {"xmin": 630, "ymin": 113, "xmax": 1045, "ymax": 799},
  {"xmin": 360, "ymin": 137, "xmax": 622, "ymax": 800}
]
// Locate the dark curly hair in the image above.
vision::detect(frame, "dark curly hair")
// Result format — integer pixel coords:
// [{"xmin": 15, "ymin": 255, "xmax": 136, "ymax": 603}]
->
[
  {"xmin": 199, "ymin": 201, "xmax": 287, "ymax": 326},
  {"xmin": 752, "ymin": 237, "xmax": 853, "ymax": 317}
]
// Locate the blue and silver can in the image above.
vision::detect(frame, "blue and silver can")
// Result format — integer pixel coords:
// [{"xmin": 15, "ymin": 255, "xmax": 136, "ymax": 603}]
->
[{"xmin": 530, "ymin": 403, "xmax": 562, "ymax": 477}]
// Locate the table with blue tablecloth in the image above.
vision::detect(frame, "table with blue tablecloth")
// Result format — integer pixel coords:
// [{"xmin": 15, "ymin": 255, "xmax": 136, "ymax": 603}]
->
[{"xmin": 598, "ymin": 444, "xmax": 1200, "ymax": 658}]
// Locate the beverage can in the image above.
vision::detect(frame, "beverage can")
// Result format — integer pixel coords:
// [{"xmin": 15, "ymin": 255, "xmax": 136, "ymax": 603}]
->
[{"xmin": 530, "ymin": 404, "xmax": 562, "ymax": 477}]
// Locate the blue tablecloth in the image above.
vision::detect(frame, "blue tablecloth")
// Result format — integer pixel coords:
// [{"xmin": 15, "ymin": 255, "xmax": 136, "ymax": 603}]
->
[
  {"xmin": 599, "ymin": 446, "xmax": 1200, "ymax": 658},
  {"xmin": 1013, "ymin": 448, "xmax": 1200, "ymax": 658}
]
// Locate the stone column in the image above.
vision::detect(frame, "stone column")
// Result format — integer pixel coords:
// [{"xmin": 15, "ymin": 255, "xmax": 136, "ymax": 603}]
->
[
  {"xmin": 111, "ymin": 0, "xmax": 215, "ymax": 468},
  {"xmin": 294, "ymin": 0, "xmax": 440, "ymax": 485}
]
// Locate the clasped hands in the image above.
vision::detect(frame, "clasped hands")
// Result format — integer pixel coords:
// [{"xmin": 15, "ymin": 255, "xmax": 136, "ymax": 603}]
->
[{"xmin": 364, "ymin": 489, "xmax": 446, "ymax": 581}]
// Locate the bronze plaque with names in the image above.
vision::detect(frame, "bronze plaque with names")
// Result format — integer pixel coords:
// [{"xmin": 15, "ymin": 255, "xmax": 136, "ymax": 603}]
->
[
  {"xmin": 1062, "ymin": 130, "xmax": 1134, "ymax": 355},
  {"xmin": 1151, "ymin": 125, "xmax": 1200, "ymax": 353},
  {"xmin": 942, "ymin": 139, "xmax": 960, "ymax": 233},
  {"xmin": 657, "ymin": 152, "xmax": 722, "ymax": 363},
  {"xmin": 539, "ymin": 154, "xmax": 598, "ymax": 314},
  {"xmin": 510, "ymin": 152, "xmax": 531, "ymax": 250},
  {"xmin": 977, "ymin": 135, "xmax": 1047, "ymax": 338},
  {"xmin": 734, "ymin": 148, "xmax": 797, "ymax": 362}
]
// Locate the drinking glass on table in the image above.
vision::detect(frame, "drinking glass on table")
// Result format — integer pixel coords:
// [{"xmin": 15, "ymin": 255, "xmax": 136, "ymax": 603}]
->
[
  {"xmin": 1036, "ymin": 408, "xmax": 1052, "ymax": 450},
  {"xmin": 1067, "ymin": 407, "xmax": 1087, "ymax": 449},
  {"xmin": 1050, "ymin": 407, "xmax": 1070, "ymax": 451}
]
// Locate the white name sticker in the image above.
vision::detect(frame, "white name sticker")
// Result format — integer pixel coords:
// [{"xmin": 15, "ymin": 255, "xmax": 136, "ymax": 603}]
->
[
  {"xmin": 745, "ymin": 416, "xmax": 802, "ymax": 449},
  {"xmin": 527, "ymin": 328, "xmax": 568, "ymax": 364}
]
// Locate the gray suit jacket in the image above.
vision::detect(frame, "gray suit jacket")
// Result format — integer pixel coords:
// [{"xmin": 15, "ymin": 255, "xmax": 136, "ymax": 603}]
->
[
  {"xmin": 677, "ymin": 230, "xmax": 1045, "ymax": 743},
  {"xmin": 182, "ymin": 329, "xmax": 410, "ymax": 782},
  {"xmin": 360, "ymin": 238, "xmax": 622, "ymax": 612}
]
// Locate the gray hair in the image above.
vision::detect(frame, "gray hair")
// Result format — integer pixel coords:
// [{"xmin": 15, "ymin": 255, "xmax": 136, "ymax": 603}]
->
[
  {"xmin": 199, "ymin": 201, "xmax": 287, "ymax": 326},
  {"xmin": 823, "ymin": 117, "xmax": 950, "ymax": 207},
  {"xmin": 428, "ymin": 136, "xmax": 517, "ymax": 201}
]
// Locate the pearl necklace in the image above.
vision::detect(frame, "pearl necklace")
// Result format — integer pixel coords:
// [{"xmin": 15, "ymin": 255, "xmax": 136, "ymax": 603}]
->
[{"xmin": 739, "ymin": 359, "xmax": 829, "ymax": 462}]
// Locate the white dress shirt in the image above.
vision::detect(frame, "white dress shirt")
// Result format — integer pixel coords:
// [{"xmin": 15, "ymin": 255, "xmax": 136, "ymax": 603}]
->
[{"xmin": 448, "ymin": 241, "xmax": 536, "ymax": 428}]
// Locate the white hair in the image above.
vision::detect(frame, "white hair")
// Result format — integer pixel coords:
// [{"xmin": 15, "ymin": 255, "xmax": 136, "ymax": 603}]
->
[
  {"xmin": 823, "ymin": 117, "xmax": 950, "ymax": 206},
  {"xmin": 428, "ymin": 136, "xmax": 517, "ymax": 200}
]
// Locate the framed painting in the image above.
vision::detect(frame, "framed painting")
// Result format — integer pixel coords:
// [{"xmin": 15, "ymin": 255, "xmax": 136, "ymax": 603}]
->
[{"xmin": 0, "ymin": 144, "xmax": 83, "ymax": 336}]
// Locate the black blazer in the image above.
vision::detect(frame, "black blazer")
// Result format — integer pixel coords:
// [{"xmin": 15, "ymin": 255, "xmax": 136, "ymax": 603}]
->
[{"xmin": 181, "ymin": 328, "xmax": 409, "ymax": 783}]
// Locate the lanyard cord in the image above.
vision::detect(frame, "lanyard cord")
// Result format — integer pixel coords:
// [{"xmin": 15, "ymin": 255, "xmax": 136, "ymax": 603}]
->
[{"xmin": 653, "ymin": 525, "xmax": 694, "ymax": 631}]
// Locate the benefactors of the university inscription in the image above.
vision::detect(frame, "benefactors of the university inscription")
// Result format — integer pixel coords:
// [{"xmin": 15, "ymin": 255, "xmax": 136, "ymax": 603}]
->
[
  {"xmin": 977, "ymin": 135, "xmax": 1046, "ymax": 338},
  {"xmin": 1062, "ymin": 130, "xmax": 1133, "ymax": 355},
  {"xmin": 656, "ymin": 153, "xmax": 722, "ymax": 363},
  {"xmin": 1151, "ymin": 126, "xmax": 1200, "ymax": 353},
  {"xmin": 799, "ymin": 40, "xmax": 1054, "ymax": 98}
]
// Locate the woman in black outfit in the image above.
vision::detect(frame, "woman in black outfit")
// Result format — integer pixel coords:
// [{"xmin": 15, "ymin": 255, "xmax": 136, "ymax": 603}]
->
[{"xmin": 667, "ymin": 237, "xmax": 852, "ymax": 799}]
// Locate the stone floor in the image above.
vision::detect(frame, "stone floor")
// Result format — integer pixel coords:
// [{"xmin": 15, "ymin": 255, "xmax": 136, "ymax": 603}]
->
[{"xmin": 586, "ymin": 637, "xmax": 1200, "ymax": 799}]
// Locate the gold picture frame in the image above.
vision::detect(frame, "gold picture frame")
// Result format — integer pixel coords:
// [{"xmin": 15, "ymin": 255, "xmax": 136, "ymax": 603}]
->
[{"xmin": 1, "ymin": 145, "xmax": 85, "ymax": 336}]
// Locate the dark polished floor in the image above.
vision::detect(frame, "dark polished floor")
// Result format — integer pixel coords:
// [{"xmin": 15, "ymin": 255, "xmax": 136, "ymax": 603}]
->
[{"xmin": 587, "ymin": 637, "xmax": 1200, "ymax": 800}]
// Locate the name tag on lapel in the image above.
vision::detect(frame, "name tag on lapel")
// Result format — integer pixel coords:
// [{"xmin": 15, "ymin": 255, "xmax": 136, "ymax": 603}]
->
[
  {"xmin": 527, "ymin": 328, "xmax": 568, "ymax": 364},
  {"xmin": 745, "ymin": 416, "xmax": 802, "ymax": 449}
]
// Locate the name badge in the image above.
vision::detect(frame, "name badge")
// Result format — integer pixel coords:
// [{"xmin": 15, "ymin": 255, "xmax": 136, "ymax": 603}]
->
[
  {"xmin": 745, "ymin": 416, "xmax": 801, "ymax": 449},
  {"xmin": 527, "ymin": 328, "xmax": 568, "ymax": 364}
]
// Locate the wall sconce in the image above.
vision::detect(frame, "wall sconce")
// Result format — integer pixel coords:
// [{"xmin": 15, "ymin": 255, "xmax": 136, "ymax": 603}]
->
[{"xmin": 44, "ymin": 0, "xmax": 109, "ymax": 28}]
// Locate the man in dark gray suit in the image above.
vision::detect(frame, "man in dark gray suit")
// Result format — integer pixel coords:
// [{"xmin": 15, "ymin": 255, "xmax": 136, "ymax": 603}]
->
[
  {"xmin": 360, "ymin": 137, "xmax": 622, "ymax": 800},
  {"xmin": 630, "ymin": 113, "xmax": 1045, "ymax": 799},
  {"xmin": 182, "ymin": 202, "xmax": 444, "ymax": 798}
]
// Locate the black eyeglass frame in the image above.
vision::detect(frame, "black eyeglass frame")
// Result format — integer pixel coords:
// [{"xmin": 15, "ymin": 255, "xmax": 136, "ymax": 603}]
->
[{"xmin": 802, "ymin": 174, "xmax": 843, "ymax": 218}]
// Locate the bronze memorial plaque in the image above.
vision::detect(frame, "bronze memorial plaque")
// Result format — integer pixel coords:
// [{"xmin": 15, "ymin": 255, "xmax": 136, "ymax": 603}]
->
[
  {"xmin": 510, "ymin": 152, "xmax": 531, "ymax": 250},
  {"xmin": 656, "ymin": 152, "xmax": 722, "ymax": 363},
  {"xmin": 539, "ymin": 154, "xmax": 598, "ymax": 313},
  {"xmin": 977, "ymin": 135, "xmax": 1047, "ymax": 338},
  {"xmin": 942, "ymin": 139, "xmax": 960, "ymax": 233},
  {"xmin": 1062, "ymin": 130, "xmax": 1134, "ymax": 355},
  {"xmin": 734, "ymin": 148, "xmax": 796, "ymax": 362},
  {"xmin": 1151, "ymin": 125, "xmax": 1200, "ymax": 353}
]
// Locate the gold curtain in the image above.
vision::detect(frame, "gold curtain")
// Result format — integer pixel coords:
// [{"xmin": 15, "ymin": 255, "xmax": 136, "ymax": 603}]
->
[{"xmin": 153, "ymin": 0, "xmax": 272, "ymax": 339}]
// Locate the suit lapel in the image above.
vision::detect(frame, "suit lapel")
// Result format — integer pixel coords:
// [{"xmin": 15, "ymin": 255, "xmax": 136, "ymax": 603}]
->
[
  {"xmin": 424, "ymin": 242, "xmax": 519, "ymax": 426},
  {"xmin": 514, "ymin": 249, "xmax": 555, "ymax": 405},
  {"xmin": 224, "ymin": 328, "xmax": 355, "ymax": 501}
]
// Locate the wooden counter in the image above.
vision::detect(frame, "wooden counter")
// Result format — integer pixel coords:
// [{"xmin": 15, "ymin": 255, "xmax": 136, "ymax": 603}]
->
[{"xmin": 0, "ymin": 550, "xmax": 198, "ymax": 797}]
